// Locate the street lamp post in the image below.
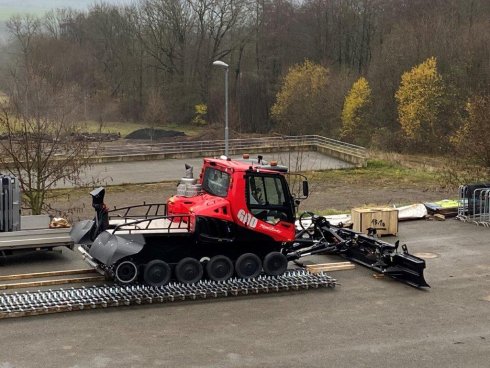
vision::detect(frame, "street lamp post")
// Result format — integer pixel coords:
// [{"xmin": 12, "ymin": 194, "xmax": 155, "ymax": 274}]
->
[{"xmin": 212, "ymin": 60, "xmax": 229, "ymax": 156}]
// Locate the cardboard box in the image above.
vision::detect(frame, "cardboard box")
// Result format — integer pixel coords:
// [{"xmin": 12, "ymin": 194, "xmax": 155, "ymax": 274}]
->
[{"xmin": 351, "ymin": 207, "xmax": 398, "ymax": 236}]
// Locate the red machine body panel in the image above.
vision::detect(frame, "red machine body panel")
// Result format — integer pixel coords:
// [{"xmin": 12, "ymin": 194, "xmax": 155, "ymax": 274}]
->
[{"xmin": 167, "ymin": 158, "xmax": 296, "ymax": 242}]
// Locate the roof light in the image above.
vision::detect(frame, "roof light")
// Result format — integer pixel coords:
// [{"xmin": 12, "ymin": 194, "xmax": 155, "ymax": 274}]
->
[{"xmin": 242, "ymin": 153, "xmax": 249, "ymax": 159}]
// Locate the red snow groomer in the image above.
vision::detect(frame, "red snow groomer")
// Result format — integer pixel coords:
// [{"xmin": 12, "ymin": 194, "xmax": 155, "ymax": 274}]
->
[{"xmin": 71, "ymin": 155, "xmax": 429, "ymax": 288}]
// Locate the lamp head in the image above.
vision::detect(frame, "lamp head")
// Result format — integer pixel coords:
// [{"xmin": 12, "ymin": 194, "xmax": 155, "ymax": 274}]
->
[{"xmin": 212, "ymin": 60, "xmax": 229, "ymax": 69}]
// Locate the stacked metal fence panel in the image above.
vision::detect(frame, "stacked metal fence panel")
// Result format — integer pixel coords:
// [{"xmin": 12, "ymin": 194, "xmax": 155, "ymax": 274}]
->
[
  {"xmin": 457, "ymin": 183, "xmax": 490, "ymax": 227},
  {"xmin": 0, "ymin": 175, "xmax": 20, "ymax": 232}
]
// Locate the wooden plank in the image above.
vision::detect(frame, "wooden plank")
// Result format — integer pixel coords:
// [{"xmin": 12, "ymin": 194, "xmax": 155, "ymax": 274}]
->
[
  {"xmin": 306, "ymin": 262, "xmax": 355, "ymax": 273},
  {"xmin": 434, "ymin": 214, "xmax": 446, "ymax": 221},
  {"xmin": 0, "ymin": 268, "xmax": 96, "ymax": 282},
  {"xmin": 306, "ymin": 262, "xmax": 352, "ymax": 268},
  {"xmin": 307, "ymin": 264, "xmax": 356, "ymax": 273},
  {"xmin": 0, "ymin": 276, "xmax": 105, "ymax": 290},
  {"xmin": 306, "ymin": 264, "xmax": 353, "ymax": 269}
]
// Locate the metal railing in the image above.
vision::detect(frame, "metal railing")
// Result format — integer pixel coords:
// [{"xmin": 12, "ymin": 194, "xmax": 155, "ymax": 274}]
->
[
  {"xmin": 457, "ymin": 184, "xmax": 490, "ymax": 227},
  {"xmin": 108, "ymin": 203, "xmax": 168, "ymax": 219},
  {"xmin": 106, "ymin": 203, "xmax": 190, "ymax": 234},
  {"xmin": 98, "ymin": 135, "xmax": 366, "ymax": 164}
]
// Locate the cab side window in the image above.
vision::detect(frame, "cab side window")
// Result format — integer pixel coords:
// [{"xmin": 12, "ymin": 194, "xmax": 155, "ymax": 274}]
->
[
  {"xmin": 263, "ymin": 176, "xmax": 285, "ymax": 205},
  {"xmin": 246, "ymin": 174, "xmax": 292, "ymax": 224}
]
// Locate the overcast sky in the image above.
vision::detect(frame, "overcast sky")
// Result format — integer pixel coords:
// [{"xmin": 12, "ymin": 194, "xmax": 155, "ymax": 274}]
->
[
  {"xmin": 0, "ymin": 1, "xmax": 136, "ymax": 42},
  {"xmin": 0, "ymin": 0, "xmax": 136, "ymax": 20}
]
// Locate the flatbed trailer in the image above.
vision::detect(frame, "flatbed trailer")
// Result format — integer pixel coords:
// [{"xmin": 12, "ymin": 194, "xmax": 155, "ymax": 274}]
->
[
  {"xmin": 0, "ymin": 216, "xmax": 74, "ymax": 262},
  {"xmin": 0, "ymin": 176, "xmax": 74, "ymax": 260},
  {"xmin": 0, "ymin": 228, "xmax": 73, "ymax": 252}
]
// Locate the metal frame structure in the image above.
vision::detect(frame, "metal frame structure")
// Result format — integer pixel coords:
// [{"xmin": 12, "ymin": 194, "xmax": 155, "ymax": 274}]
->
[
  {"xmin": 0, "ymin": 175, "xmax": 20, "ymax": 232},
  {"xmin": 457, "ymin": 184, "xmax": 490, "ymax": 227}
]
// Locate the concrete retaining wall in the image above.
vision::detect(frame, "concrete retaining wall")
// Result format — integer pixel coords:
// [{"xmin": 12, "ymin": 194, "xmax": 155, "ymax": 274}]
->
[{"xmin": 90, "ymin": 143, "xmax": 366, "ymax": 167}]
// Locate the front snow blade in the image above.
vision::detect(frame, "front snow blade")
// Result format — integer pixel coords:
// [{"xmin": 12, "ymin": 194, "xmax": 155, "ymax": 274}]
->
[
  {"xmin": 342, "ymin": 241, "xmax": 430, "ymax": 288},
  {"xmin": 380, "ymin": 252, "xmax": 430, "ymax": 288},
  {"xmin": 342, "ymin": 250, "xmax": 430, "ymax": 289},
  {"xmin": 335, "ymin": 229, "xmax": 430, "ymax": 288}
]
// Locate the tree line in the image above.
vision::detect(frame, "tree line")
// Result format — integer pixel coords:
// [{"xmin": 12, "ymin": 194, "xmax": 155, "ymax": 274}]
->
[{"xmin": 0, "ymin": 0, "xmax": 488, "ymax": 161}]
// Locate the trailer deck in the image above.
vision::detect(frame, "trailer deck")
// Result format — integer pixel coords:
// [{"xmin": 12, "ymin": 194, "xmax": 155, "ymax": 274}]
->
[{"xmin": 0, "ymin": 228, "xmax": 73, "ymax": 252}]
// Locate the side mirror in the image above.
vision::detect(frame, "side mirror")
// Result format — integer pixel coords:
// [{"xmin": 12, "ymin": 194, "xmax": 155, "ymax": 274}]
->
[{"xmin": 302, "ymin": 180, "xmax": 309, "ymax": 198}]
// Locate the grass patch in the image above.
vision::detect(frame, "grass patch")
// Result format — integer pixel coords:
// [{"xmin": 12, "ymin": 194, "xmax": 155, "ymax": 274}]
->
[{"xmin": 309, "ymin": 159, "xmax": 440, "ymax": 187}]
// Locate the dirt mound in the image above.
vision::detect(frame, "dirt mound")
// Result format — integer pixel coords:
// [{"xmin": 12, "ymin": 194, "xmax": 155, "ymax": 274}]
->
[{"xmin": 126, "ymin": 128, "xmax": 186, "ymax": 140}]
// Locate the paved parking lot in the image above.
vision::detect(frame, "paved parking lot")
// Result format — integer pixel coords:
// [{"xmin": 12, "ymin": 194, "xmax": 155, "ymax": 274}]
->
[
  {"xmin": 56, "ymin": 151, "xmax": 352, "ymax": 188},
  {"xmin": 0, "ymin": 219, "xmax": 489, "ymax": 367}
]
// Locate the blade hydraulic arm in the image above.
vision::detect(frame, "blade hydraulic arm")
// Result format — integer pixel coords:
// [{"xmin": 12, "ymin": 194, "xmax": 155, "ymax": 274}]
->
[{"xmin": 288, "ymin": 213, "xmax": 430, "ymax": 288}]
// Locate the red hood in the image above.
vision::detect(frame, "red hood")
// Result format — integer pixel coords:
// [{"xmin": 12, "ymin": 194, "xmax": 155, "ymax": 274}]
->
[{"xmin": 168, "ymin": 194, "xmax": 232, "ymax": 222}]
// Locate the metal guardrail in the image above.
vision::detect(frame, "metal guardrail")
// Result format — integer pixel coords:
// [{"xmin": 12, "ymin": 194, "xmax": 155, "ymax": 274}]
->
[{"xmin": 98, "ymin": 135, "xmax": 367, "ymax": 165}]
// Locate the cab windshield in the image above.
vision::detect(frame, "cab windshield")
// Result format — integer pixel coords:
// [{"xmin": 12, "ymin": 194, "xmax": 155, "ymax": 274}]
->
[{"xmin": 202, "ymin": 167, "xmax": 230, "ymax": 197}]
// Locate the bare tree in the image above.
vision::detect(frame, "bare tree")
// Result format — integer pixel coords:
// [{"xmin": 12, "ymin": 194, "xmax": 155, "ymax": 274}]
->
[
  {"xmin": 0, "ymin": 16, "xmax": 96, "ymax": 215},
  {"xmin": 0, "ymin": 82, "xmax": 95, "ymax": 214}
]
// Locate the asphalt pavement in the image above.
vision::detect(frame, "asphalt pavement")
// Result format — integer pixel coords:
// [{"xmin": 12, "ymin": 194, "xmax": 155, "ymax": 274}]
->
[
  {"xmin": 56, "ymin": 151, "xmax": 353, "ymax": 188},
  {"xmin": 0, "ymin": 219, "xmax": 489, "ymax": 367}
]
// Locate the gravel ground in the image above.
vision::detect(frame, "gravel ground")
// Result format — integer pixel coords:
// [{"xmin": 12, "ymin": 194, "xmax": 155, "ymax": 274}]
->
[{"xmin": 49, "ymin": 178, "xmax": 454, "ymax": 221}]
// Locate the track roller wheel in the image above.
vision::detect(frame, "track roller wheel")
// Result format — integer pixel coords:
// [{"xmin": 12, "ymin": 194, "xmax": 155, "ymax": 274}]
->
[
  {"xmin": 143, "ymin": 260, "xmax": 171, "ymax": 286},
  {"xmin": 235, "ymin": 253, "xmax": 262, "ymax": 279},
  {"xmin": 175, "ymin": 257, "xmax": 203, "ymax": 284},
  {"xmin": 206, "ymin": 255, "xmax": 234, "ymax": 282},
  {"xmin": 115, "ymin": 260, "xmax": 138, "ymax": 284},
  {"xmin": 263, "ymin": 252, "xmax": 288, "ymax": 276}
]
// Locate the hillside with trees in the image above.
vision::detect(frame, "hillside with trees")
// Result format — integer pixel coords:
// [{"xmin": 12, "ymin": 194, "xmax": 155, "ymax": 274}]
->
[{"xmin": 0, "ymin": 0, "xmax": 488, "ymax": 163}]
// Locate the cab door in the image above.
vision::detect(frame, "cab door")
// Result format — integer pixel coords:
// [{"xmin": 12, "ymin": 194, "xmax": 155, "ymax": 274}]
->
[{"xmin": 245, "ymin": 173, "xmax": 295, "ymax": 225}]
